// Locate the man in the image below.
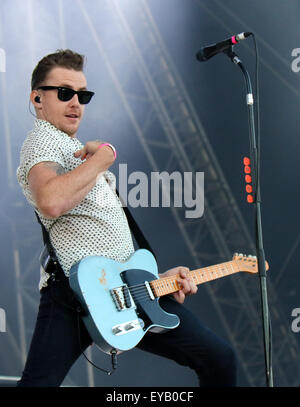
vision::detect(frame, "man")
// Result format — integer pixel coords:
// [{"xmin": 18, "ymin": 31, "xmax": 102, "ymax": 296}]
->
[{"xmin": 16, "ymin": 49, "xmax": 236, "ymax": 387}]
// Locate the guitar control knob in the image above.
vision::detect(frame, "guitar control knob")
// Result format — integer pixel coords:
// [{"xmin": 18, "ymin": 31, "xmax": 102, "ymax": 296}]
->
[{"xmin": 138, "ymin": 318, "xmax": 145, "ymax": 329}]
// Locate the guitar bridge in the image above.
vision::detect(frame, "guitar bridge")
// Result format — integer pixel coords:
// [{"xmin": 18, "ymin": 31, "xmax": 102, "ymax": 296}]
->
[{"xmin": 110, "ymin": 285, "xmax": 135, "ymax": 312}]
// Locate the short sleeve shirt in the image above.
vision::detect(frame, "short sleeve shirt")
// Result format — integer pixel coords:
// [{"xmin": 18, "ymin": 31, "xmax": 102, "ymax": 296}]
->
[{"xmin": 17, "ymin": 119, "xmax": 135, "ymax": 290}]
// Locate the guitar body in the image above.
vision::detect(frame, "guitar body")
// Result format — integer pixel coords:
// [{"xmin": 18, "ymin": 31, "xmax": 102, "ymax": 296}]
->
[
  {"xmin": 69, "ymin": 249, "xmax": 264, "ymax": 355},
  {"xmin": 69, "ymin": 249, "xmax": 180, "ymax": 354}
]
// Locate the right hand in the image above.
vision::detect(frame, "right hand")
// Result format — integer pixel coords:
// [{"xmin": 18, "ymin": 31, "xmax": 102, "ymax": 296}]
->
[{"xmin": 74, "ymin": 141, "xmax": 115, "ymax": 161}]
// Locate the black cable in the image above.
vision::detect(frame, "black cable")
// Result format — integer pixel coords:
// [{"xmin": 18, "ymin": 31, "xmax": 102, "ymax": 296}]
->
[
  {"xmin": 252, "ymin": 33, "xmax": 261, "ymax": 202},
  {"xmin": 76, "ymin": 312, "xmax": 118, "ymax": 376},
  {"xmin": 28, "ymin": 99, "xmax": 37, "ymax": 118}
]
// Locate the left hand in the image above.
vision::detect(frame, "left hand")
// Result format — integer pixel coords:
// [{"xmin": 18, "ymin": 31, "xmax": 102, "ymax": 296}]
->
[{"xmin": 159, "ymin": 266, "xmax": 198, "ymax": 304}]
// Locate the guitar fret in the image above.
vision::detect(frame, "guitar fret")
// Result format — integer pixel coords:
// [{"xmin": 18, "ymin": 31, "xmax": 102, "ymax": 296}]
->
[
  {"xmin": 198, "ymin": 263, "xmax": 232, "ymax": 282},
  {"xmin": 154, "ymin": 278, "xmax": 178, "ymax": 296},
  {"xmin": 229, "ymin": 262, "xmax": 235, "ymax": 275},
  {"xmin": 192, "ymin": 273, "xmax": 198, "ymax": 284}
]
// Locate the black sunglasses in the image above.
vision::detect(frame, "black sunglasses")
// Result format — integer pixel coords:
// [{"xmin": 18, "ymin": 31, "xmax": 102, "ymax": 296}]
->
[{"xmin": 37, "ymin": 86, "xmax": 95, "ymax": 104}]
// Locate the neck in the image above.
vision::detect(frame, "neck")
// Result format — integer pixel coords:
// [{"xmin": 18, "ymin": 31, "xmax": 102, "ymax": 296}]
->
[{"xmin": 35, "ymin": 118, "xmax": 77, "ymax": 138}]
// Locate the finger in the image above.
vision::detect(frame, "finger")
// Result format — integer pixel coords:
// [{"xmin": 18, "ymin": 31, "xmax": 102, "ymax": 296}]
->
[
  {"xmin": 188, "ymin": 281, "xmax": 198, "ymax": 295},
  {"xmin": 177, "ymin": 277, "xmax": 191, "ymax": 295},
  {"xmin": 74, "ymin": 151, "xmax": 86, "ymax": 160},
  {"xmin": 85, "ymin": 153, "xmax": 93, "ymax": 160},
  {"xmin": 193, "ymin": 284, "xmax": 198, "ymax": 294},
  {"xmin": 75, "ymin": 149, "xmax": 87, "ymax": 161},
  {"xmin": 178, "ymin": 267, "xmax": 190, "ymax": 279},
  {"xmin": 180, "ymin": 275, "xmax": 198, "ymax": 296},
  {"xmin": 74, "ymin": 149, "xmax": 82, "ymax": 157},
  {"xmin": 174, "ymin": 290, "xmax": 185, "ymax": 304}
]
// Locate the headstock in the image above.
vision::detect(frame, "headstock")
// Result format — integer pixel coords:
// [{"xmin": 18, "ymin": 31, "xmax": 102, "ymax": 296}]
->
[{"xmin": 232, "ymin": 253, "xmax": 269, "ymax": 274}]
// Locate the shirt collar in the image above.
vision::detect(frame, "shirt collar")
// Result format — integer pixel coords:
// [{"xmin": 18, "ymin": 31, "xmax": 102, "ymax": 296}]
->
[{"xmin": 34, "ymin": 119, "xmax": 72, "ymax": 139}]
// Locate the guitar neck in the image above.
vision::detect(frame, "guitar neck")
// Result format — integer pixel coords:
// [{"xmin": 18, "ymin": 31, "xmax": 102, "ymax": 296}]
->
[{"xmin": 150, "ymin": 261, "xmax": 239, "ymax": 298}]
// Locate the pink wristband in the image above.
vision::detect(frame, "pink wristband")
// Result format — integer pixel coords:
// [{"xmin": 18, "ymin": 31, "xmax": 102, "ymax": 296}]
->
[{"xmin": 98, "ymin": 143, "xmax": 117, "ymax": 159}]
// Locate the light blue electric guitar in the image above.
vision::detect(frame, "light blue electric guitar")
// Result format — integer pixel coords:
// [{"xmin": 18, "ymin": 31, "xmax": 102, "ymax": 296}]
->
[{"xmin": 69, "ymin": 249, "xmax": 266, "ymax": 354}]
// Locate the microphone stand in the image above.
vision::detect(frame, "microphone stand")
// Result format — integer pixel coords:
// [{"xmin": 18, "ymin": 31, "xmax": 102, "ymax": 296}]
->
[{"xmin": 223, "ymin": 47, "xmax": 273, "ymax": 387}]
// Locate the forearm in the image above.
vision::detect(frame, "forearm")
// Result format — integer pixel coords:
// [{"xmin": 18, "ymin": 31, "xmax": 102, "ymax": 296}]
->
[{"xmin": 43, "ymin": 166, "xmax": 100, "ymax": 217}]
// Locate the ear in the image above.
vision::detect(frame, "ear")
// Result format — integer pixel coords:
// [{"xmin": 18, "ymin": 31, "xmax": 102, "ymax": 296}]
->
[{"xmin": 30, "ymin": 90, "xmax": 42, "ymax": 109}]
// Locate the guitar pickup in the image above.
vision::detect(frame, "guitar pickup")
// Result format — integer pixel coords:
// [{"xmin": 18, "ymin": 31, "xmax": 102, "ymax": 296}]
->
[
  {"xmin": 123, "ymin": 286, "xmax": 132, "ymax": 308},
  {"xmin": 110, "ymin": 285, "xmax": 134, "ymax": 312}
]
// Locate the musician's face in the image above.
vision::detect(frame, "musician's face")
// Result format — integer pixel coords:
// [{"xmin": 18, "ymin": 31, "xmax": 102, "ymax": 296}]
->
[{"xmin": 31, "ymin": 67, "xmax": 87, "ymax": 137}]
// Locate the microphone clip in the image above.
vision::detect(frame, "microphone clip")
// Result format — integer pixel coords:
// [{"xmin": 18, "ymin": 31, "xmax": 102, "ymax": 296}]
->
[{"xmin": 223, "ymin": 47, "xmax": 242, "ymax": 65}]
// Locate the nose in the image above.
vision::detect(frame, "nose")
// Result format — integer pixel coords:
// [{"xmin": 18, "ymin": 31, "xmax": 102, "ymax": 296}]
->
[{"xmin": 69, "ymin": 93, "xmax": 81, "ymax": 107}]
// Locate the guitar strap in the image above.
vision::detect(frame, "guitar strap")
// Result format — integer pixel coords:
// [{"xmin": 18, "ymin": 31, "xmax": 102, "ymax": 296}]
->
[
  {"xmin": 116, "ymin": 188, "xmax": 156, "ymax": 260},
  {"xmin": 35, "ymin": 188, "xmax": 156, "ymax": 273}
]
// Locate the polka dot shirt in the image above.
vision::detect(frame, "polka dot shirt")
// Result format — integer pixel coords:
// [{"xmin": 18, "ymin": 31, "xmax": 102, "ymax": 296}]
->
[{"xmin": 17, "ymin": 119, "xmax": 135, "ymax": 290}]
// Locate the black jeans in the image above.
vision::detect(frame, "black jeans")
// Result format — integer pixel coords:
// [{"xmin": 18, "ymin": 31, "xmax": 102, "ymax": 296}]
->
[{"xmin": 17, "ymin": 268, "xmax": 237, "ymax": 387}]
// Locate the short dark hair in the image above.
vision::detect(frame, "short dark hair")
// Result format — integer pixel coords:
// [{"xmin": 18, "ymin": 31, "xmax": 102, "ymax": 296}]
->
[{"xmin": 31, "ymin": 49, "xmax": 85, "ymax": 90}]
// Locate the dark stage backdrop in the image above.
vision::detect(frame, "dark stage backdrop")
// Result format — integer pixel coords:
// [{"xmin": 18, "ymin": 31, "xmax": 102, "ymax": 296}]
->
[{"xmin": 0, "ymin": 0, "xmax": 299, "ymax": 387}]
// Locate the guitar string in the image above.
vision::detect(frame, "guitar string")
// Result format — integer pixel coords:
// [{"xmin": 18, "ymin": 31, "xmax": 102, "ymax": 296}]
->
[
  {"xmin": 112, "ymin": 263, "xmax": 243, "ymax": 304},
  {"xmin": 121, "ymin": 263, "xmax": 234, "ymax": 294},
  {"xmin": 126, "ymin": 269, "xmax": 227, "ymax": 295},
  {"xmin": 115, "ymin": 263, "xmax": 237, "ymax": 303},
  {"xmin": 125, "ymin": 278, "xmax": 218, "ymax": 298},
  {"xmin": 128, "ymin": 282, "xmax": 181, "ymax": 296},
  {"xmin": 123, "ymin": 272, "xmax": 206, "ymax": 293},
  {"xmin": 114, "ymin": 269, "xmax": 237, "ymax": 306},
  {"xmin": 125, "ymin": 275, "xmax": 201, "ymax": 298},
  {"xmin": 116, "ymin": 277, "xmax": 206, "ymax": 301}
]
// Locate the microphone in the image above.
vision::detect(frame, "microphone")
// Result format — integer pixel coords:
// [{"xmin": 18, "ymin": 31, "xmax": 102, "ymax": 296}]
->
[{"xmin": 196, "ymin": 32, "xmax": 252, "ymax": 62}]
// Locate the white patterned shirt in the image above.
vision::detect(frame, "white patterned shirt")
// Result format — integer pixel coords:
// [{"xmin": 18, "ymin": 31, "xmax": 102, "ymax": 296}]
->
[{"xmin": 17, "ymin": 119, "xmax": 135, "ymax": 290}]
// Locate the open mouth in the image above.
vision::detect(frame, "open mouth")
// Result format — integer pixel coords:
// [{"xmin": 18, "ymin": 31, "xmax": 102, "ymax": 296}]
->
[
  {"xmin": 66, "ymin": 113, "xmax": 79, "ymax": 120},
  {"xmin": 66, "ymin": 114, "xmax": 79, "ymax": 119}
]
